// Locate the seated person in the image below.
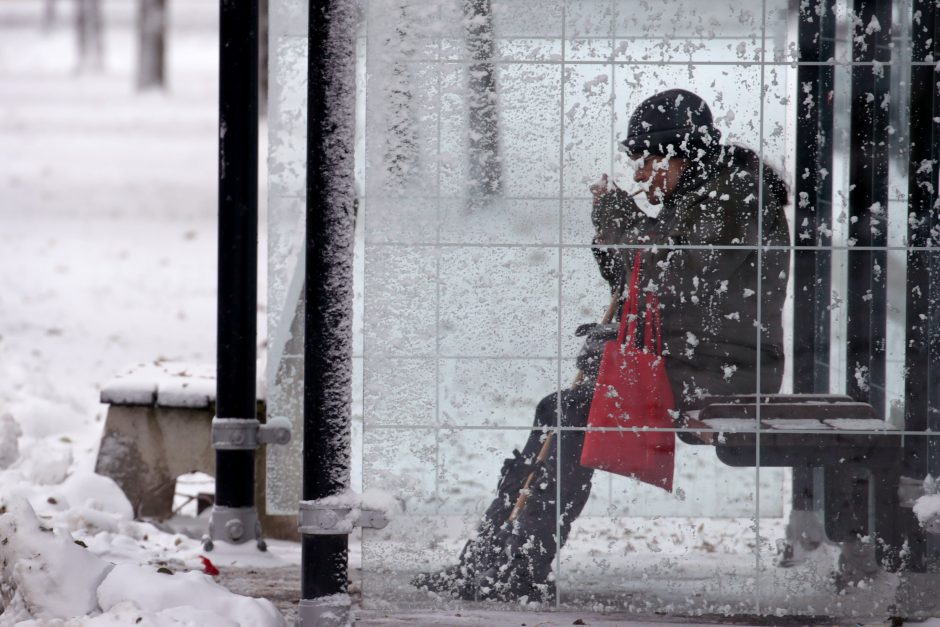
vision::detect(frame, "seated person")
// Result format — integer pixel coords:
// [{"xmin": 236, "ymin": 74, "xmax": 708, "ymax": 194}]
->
[{"xmin": 414, "ymin": 88, "xmax": 791, "ymax": 602}]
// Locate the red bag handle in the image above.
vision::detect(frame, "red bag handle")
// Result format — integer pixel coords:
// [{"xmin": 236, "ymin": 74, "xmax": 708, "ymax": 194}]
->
[
  {"xmin": 644, "ymin": 293, "xmax": 662, "ymax": 354},
  {"xmin": 616, "ymin": 250, "xmax": 664, "ymax": 355},
  {"xmin": 616, "ymin": 251, "xmax": 644, "ymax": 347}
]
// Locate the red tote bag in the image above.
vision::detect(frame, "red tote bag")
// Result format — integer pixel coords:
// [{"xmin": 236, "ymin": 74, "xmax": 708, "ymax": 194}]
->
[{"xmin": 579, "ymin": 251, "xmax": 677, "ymax": 492}]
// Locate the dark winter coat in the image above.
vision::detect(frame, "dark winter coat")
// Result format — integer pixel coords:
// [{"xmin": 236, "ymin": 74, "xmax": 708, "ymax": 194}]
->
[{"xmin": 591, "ymin": 146, "xmax": 791, "ymax": 408}]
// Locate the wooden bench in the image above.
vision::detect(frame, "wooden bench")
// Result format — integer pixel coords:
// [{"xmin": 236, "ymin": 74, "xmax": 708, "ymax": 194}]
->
[{"xmin": 678, "ymin": 394, "xmax": 914, "ymax": 571}]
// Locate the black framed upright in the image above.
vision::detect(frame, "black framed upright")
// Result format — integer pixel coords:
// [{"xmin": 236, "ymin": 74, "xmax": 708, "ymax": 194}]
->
[
  {"xmin": 904, "ymin": 0, "xmax": 940, "ymax": 475},
  {"xmin": 214, "ymin": 0, "xmax": 260, "ymax": 525},
  {"xmin": 793, "ymin": 1, "xmax": 835, "ymax": 393},
  {"xmin": 791, "ymin": 0, "xmax": 836, "ymax": 512},
  {"xmin": 845, "ymin": 0, "xmax": 891, "ymax": 414},
  {"xmin": 300, "ymin": 0, "xmax": 357, "ymax": 623},
  {"xmin": 903, "ymin": 0, "xmax": 940, "ymax": 571}
]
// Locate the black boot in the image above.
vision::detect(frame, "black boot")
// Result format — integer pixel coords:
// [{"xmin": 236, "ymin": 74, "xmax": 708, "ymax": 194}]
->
[
  {"xmin": 412, "ymin": 388, "xmax": 595, "ymax": 602},
  {"xmin": 476, "ymin": 435, "xmax": 595, "ymax": 603},
  {"xmin": 476, "ymin": 465, "xmax": 559, "ymax": 602},
  {"xmin": 411, "ymin": 448, "xmax": 537, "ymax": 599}
]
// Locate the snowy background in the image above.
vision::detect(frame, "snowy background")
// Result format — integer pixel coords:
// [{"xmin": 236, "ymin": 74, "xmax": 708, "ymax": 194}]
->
[{"xmin": 0, "ymin": 1, "xmax": 300, "ymax": 624}]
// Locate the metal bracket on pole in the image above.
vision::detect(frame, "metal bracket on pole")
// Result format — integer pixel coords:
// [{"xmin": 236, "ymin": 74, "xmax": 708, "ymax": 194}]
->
[
  {"xmin": 212, "ymin": 416, "xmax": 292, "ymax": 450},
  {"xmin": 207, "ymin": 505, "xmax": 261, "ymax": 546},
  {"xmin": 298, "ymin": 497, "xmax": 390, "ymax": 535},
  {"xmin": 204, "ymin": 417, "xmax": 292, "ymax": 551}
]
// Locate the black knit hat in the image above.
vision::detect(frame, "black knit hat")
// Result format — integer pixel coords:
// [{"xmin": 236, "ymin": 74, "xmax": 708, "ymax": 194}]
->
[{"xmin": 621, "ymin": 89, "xmax": 721, "ymax": 159}]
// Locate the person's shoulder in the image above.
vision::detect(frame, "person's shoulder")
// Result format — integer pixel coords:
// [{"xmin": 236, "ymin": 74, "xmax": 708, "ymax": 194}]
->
[
  {"xmin": 708, "ymin": 152, "xmax": 765, "ymax": 204},
  {"xmin": 677, "ymin": 160, "xmax": 752, "ymax": 204}
]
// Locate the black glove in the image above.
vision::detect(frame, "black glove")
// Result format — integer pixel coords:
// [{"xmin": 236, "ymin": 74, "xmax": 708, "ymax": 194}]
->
[
  {"xmin": 591, "ymin": 240, "xmax": 627, "ymax": 290},
  {"xmin": 591, "ymin": 188, "xmax": 641, "ymax": 292},
  {"xmin": 591, "ymin": 187, "xmax": 641, "ymax": 240},
  {"xmin": 575, "ymin": 323, "xmax": 618, "ymax": 381}
]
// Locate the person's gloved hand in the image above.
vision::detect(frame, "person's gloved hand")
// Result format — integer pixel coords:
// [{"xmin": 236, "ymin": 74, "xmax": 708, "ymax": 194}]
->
[
  {"xmin": 590, "ymin": 174, "xmax": 641, "ymax": 290},
  {"xmin": 591, "ymin": 239, "xmax": 627, "ymax": 289},
  {"xmin": 575, "ymin": 322, "xmax": 618, "ymax": 381},
  {"xmin": 590, "ymin": 174, "xmax": 641, "ymax": 241}
]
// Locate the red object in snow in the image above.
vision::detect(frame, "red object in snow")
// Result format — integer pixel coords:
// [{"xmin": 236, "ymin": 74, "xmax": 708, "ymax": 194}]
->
[{"xmin": 199, "ymin": 555, "xmax": 220, "ymax": 576}]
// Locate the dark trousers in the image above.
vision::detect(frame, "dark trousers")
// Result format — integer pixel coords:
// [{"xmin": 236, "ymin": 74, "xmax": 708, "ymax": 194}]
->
[
  {"xmin": 511, "ymin": 385, "xmax": 596, "ymax": 543},
  {"xmin": 460, "ymin": 384, "xmax": 596, "ymax": 593}
]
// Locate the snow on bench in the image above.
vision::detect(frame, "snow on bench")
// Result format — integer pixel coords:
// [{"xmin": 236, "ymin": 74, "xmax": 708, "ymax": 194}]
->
[{"xmin": 100, "ymin": 361, "xmax": 264, "ymax": 409}]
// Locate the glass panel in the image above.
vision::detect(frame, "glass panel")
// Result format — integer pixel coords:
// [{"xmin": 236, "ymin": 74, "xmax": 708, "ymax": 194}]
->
[
  {"xmin": 438, "ymin": 246, "xmax": 559, "ymax": 358},
  {"xmin": 265, "ymin": 26, "xmax": 308, "ymax": 513},
  {"xmin": 362, "ymin": 427, "xmax": 562, "ymax": 607},
  {"xmin": 439, "ymin": 198, "xmax": 560, "ymax": 245},
  {"xmin": 497, "ymin": 64, "xmax": 564, "ymax": 198},
  {"xmin": 439, "ymin": 358, "xmax": 559, "ymax": 427},
  {"xmin": 611, "ymin": 0, "xmax": 765, "ymax": 64},
  {"xmin": 559, "ymin": 447, "xmax": 762, "ymax": 614},
  {"xmin": 265, "ymin": 0, "xmax": 940, "ymax": 619}
]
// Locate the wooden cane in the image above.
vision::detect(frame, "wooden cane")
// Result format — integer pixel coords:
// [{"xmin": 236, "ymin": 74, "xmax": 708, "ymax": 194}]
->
[{"xmin": 507, "ymin": 287, "xmax": 623, "ymax": 523}]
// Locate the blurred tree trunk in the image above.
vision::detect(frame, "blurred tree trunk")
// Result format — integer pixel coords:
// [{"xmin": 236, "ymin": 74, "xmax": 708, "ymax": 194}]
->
[
  {"xmin": 75, "ymin": 0, "xmax": 104, "ymax": 71},
  {"xmin": 43, "ymin": 0, "xmax": 57, "ymax": 31},
  {"xmin": 137, "ymin": 0, "xmax": 166, "ymax": 89},
  {"xmin": 383, "ymin": 8, "xmax": 417, "ymax": 190},
  {"xmin": 259, "ymin": 0, "xmax": 269, "ymax": 117},
  {"xmin": 464, "ymin": 0, "xmax": 501, "ymax": 198}
]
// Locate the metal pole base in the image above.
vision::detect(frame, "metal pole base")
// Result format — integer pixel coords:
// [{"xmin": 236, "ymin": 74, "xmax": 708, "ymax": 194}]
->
[
  {"xmin": 297, "ymin": 596, "xmax": 351, "ymax": 627},
  {"xmin": 203, "ymin": 505, "xmax": 267, "ymax": 551}
]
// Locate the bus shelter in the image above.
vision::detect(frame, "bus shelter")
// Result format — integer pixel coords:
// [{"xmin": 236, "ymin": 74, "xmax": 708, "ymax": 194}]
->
[{"xmin": 259, "ymin": 0, "xmax": 940, "ymax": 622}]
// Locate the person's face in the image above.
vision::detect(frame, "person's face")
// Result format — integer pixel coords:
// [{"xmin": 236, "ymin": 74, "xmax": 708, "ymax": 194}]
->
[{"xmin": 631, "ymin": 154, "xmax": 688, "ymax": 205}]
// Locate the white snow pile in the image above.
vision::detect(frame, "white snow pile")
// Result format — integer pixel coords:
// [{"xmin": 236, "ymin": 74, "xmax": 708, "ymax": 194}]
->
[
  {"xmin": 0, "ymin": 495, "xmax": 285, "ymax": 627},
  {"xmin": 0, "ymin": 3, "xmax": 294, "ymax": 623}
]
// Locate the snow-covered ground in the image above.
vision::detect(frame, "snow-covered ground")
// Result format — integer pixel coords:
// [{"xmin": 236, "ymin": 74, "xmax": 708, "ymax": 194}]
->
[{"xmin": 0, "ymin": 2, "xmax": 298, "ymax": 624}]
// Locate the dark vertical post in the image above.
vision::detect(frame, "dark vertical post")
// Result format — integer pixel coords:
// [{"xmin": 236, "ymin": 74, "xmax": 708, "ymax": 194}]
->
[
  {"xmin": 791, "ymin": 0, "xmax": 836, "ymax": 512},
  {"xmin": 904, "ymin": 0, "xmax": 940, "ymax": 467},
  {"xmin": 213, "ymin": 0, "xmax": 259, "ymax": 532},
  {"xmin": 903, "ymin": 0, "xmax": 940, "ymax": 571},
  {"xmin": 464, "ymin": 0, "xmax": 501, "ymax": 198},
  {"xmin": 845, "ymin": 0, "xmax": 891, "ymax": 414},
  {"xmin": 300, "ymin": 0, "xmax": 356, "ymax": 623},
  {"xmin": 137, "ymin": 0, "xmax": 167, "ymax": 90},
  {"xmin": 793, "ymin": 1, "xmax": 835, "ymax": 394},
  {"xmin": 259, "ymin": 0, "xmax": 269, "ymax": 117},
  {"xmin": 76, "ymin": 0, "xmax": 105, "ymax": 72}
]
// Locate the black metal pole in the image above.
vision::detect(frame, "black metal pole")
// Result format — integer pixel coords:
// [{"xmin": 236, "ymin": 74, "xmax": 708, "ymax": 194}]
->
[
  {"xmin": 902, "ymin": 0, "xmax": 940, "ymax": 572},
  {"xmin": 214, "ymin": 0, "xmax": 259, "ymax": 521},
  {"xmin": 793, "ymin": 0, "xmax": 834, "ymax": 395},
  {"xmin": 904, "ymin": 0, "xmax": 940, "ymax": 470},
  {"xmin": 791, "ymin": 0, "xmax": 836, "ymax": 513},
  {"xmin": 845, "ymin": 0, "xmax": 891, "ymax": 414},
  {"xmin": 301, "ymin": 0, "xmax": 356, "ymax": 619}
]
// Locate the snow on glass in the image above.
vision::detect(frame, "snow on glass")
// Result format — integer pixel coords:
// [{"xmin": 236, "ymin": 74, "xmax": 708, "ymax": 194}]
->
[{"xmin": 261, "ymin": 0, "xmax": 940, "ymax": 619}]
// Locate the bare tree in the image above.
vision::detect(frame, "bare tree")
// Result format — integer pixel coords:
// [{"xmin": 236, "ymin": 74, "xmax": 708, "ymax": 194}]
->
[
  {"xmin": 382, "ymin": 6, "xmax": 418, "ymax": 190},
  {"xmin": 464, "ymin": 0, "xmax": 501, "ymax": 198},
  {"xmin": 75, "ymin": 0, "xmax": 105, "ymax": 71},
  {"xmin": 42, "ymin": 0, "xmax": 57, "ymax": 31},
  {"xmin": 137, "ymin": 0, "xmax": 167, "ymax": 89},
  {"xmin": 259, "ymin": 0, "xmax": 269, "ymax": 117}
]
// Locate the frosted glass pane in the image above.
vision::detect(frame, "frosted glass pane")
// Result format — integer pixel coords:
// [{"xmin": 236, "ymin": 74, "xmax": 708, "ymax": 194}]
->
[{"xmin": 262, "ymin": 0, "xmax": 940, "ymax": 619}]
